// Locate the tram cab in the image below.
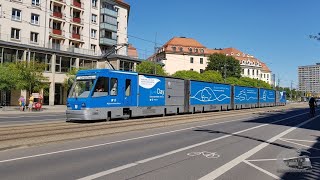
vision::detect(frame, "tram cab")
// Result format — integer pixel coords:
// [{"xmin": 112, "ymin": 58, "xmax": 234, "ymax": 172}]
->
[{"xmin": 66, "ymin": 69, "xmax": 137, "ymax": 121}]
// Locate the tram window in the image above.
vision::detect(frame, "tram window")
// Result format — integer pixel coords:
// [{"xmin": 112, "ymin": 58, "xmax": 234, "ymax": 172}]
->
[
  {"xmin": 110, "ymin": 78, "xmax": 118, "ymax": 96},
  {"xmin": 92, "ymin": 77, "xmax": 109, "ymax": 97},
  {"xmin": 125, "ymin": 79, "xmax": 131, "ymax": 96}
]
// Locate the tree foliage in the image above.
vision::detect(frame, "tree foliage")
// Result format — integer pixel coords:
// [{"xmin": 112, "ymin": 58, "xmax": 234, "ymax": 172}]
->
[
  {"xmin": 200, "ymin": 70, "xmax": 223, "ymax": 83},
  {"xmin": 172, "ymin": 70, "xmax": 203, "ymax": 81},
  {"xmin": 0, "ymin": 62, "xmax": 48, "ymax": 94},
  {"xmin": 136, "ymin": 61, "xmax": 167, "ymax": 76},
  {"xmin": 14, "ymin": 62, "xmax": 49, "ymax": 94},
  {"xmin": 0, "ymin": 63, "xmax": 18, "ymax": 91},
  {"xmin": 206, "ymin": 53, "xmax": 241, "ymax": 78}
]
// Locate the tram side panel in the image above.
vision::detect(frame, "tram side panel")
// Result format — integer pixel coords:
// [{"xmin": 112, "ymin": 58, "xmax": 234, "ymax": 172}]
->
[
  {"xmin": 165, "ymin": 78, "xmax": 186, "ymax": 114},
  {"xmin": 234, "ymin": 86, "xmax": 259, "ymax": 109},
  {"xmin": 189, "ymin": 81, "xmax": 232, "ymax": 113},
  {"xmin": 134, "ymin": 74, "xmax": 166, "ymax": 117},
  {"xmin": 279, "ymin": 91, "xmax": 287, "ymax": 106},
  {"xmin": 259, "ymin": 88, "xmax": 276, "ymax": 107}
]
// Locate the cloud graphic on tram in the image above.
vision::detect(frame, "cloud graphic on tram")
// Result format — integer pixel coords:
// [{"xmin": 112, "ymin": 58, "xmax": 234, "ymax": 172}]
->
[{"xmin": 191, "ymin": 87, "xmax": 230, "ymax": 102}]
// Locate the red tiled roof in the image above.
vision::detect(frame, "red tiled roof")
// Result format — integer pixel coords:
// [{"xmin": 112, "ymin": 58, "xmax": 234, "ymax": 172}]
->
[
  {"xmin": 261, "ymin": 62, "xmax": 271, "ymax": 72},
  {"xmin": 164, "ymin": 37, "xmax": 206, "ymax": 48}
]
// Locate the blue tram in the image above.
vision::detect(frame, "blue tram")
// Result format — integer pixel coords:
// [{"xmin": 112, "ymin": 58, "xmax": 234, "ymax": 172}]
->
[{"xmin": 66, "ymin": 69, "xmax": 286, "ymax": 121}]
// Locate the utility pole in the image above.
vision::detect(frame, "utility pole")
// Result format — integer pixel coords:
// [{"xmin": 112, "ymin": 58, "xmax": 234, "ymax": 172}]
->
[
  {"xmin": 277, "ymin": 77, "xmax": 280, "ymax": 90},
  {"xmin": 224, "ymin": 63, "xmax": 227, "ymax": 83},
  {"xmin": 290, "ymin": 80, "xmax": 293, "ymax": 100},
  {"xmin": 154, "ymin": 32, "xmax": 158, "ymax": 75}
]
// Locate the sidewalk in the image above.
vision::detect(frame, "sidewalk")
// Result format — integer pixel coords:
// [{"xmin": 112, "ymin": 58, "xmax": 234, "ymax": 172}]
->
[{"xmin": 0, "ymin": 105, "xmax": 66, "ymax": 115}]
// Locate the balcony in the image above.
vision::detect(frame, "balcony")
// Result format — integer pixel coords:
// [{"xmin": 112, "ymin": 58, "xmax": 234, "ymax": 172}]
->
[
  {"xmin": 49, "ymin": 29, "xmax": 65, "ymax": 38},
  {"xmin": 100, "ymin": 23, "xmax": 117, "ymax": 32},
  {"xmin": 71, "ymin": 17, "xmax": 83, "ymax": 25},
  {"xmin": 52, "ymin": 0, "xmax": 66, "ymax": 5},
  {"xmin": 101, "ymin": 8, "xmax": 118, "ymax": 17},
  {"xmin": 53, "ymin": 12, "xmax": 62, "ymax": 18},
  {"xmin": 100, "ymin": 37, "xmax": 117, "ymax": 46},
  {"xmin": 72, "ymin": 0, "xmax": 83, "ymax": 9}
]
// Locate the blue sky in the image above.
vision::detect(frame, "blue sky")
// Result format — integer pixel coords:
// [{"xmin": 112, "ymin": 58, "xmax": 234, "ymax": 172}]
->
[{"xmin": 125, "ymin": 0, "xmax": 320, "ymax": 88}]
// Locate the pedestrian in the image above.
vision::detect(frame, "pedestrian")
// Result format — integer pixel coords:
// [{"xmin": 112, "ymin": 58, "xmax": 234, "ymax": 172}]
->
[
  {"xmin": 28, "ymin": 94, "xmax": 34, "ymax": 112},
  {"xmin": 18, "ymin": 96, "xmax": 25, "ymax": 111}
]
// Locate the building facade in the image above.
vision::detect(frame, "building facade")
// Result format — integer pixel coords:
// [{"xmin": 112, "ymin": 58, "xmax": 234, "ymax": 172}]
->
[
  {"xmin": 150, "ymin": 37, "xmax": 272, "ymax": 84},
  {"xmin": 0, "ymin": 0, "xmax": 139, "ymax": 106},
  {"xmin": 298, "ymin": 63, "xmax": 320, "ymax": 96}
]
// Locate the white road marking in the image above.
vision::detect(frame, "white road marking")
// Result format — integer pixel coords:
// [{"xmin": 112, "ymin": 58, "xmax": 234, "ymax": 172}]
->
[
  {"xmin": 243, "ymin": 160, "xmax": 282, "ymax": 179},
  {"xmin": 278, "ymin": 139, "xmax": 320, "ymax": 151},
  {"xmin": 198, "ymin": 114, "xmax": 317, "ymax": 180},
  {"xmin": 187, "ymin": 151, "xmax": 220, "ymax": 159},
  {"xmin": 280, "ymin": 138, "xmax": 318, "ymax": 143},
  {"xmin": 0, "ymin": 117, "xmax": 252, "ymax": 163},
  {"xmin": 77, "ymin": 112, "xmax": 307, "ymax": 180},
  {"xmin": 246, "ymin": 158, "xmax": 278, "ymax": 162}
]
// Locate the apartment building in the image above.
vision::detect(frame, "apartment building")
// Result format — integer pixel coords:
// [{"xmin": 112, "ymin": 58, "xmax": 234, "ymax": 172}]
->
[
  {"xmin": 150, "ymin": 37, "xmax": 272, "ymax": 84},
  {"xmin": 0, "ymin": 0, "xmax": 140, "ymax": 106},
  {"xmin": 298, "ymin": 63, "xmax": 320, "ymax": 95}
]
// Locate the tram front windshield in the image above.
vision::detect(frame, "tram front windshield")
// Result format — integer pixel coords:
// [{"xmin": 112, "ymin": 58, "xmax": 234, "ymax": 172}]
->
[{"xmin": 68, "ymin": 79, "xmax": 95, "ymax": 98}]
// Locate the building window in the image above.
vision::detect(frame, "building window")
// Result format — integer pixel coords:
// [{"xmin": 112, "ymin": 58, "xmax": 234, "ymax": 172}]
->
[
  {"xmin": 242, "ymin": 69, "xmax": 244, "ymax": 74},
  {"xmin": 11, "ymin": 28, "xmax": 20, "ymax": 40},
  {"xmin": 80, "ymin": 59, "xmax": 96, "ymax": 69},
  {"xmin": 55, "ymin": 56, "xmax": 61, "ymax": 72},
  {"xmin": 92, "ymin": 0, "xmax": 98, "ymax": 8},
  {"xmin": 61, "ymin": 56, "xmax": 71, "ymax": 72},
  {"xmin": 200, "ymin": 69, "xmax": 204, "ymax": 73},
  {"xmin": 172, "ymin": 47, "xmax": 176, "ymax": 52},
  {"xmin": 190, "ymin": 68, "xmax": 193, "ymax": 71},
  {"xmin": 200, "ymin": 49, "xmax": 204, "ymax": 53},
  {"xmin": 195, "ymin": 48, "xmax": 198, "ymax": 53},
  {"xmin": 91, "ymin": 14, "xmax": 97, "ymax": 24},
  {"xmin": 200, "ymin": 58, "xmax": 203, "ymax": 64},
  {"xmin": 0, "ymin": 5, "xmax": 2, "ymax": 17},
  {"xmin": 252, "ymin": 69, "xmax": 255, "ymax": 75},
  {"xmin": 32, "ymin": 0, "xmax": 40, "ymax": 6},
  {"xmin": 189, "ymin": 48, "xmax": 192, "ymax": 53},
  {"xmin": 256, "ymin": 70, "xmax": 258, "ymax": 76},
  {"xmin": 31, "ymin": 13, "xmax": 39, "ymax": 25},
  {"xmin": 91, "ymin": 44, "xmax": 96, "ymax": 52},
  {"xmin": 190, "ymin": 57, "xmax": 194, "ymax": 63},
  {"xmin": 247, "ymin": 69, "xmax": 250, "ymax": 75},
  {"xmin": 12, "ymin": 9, "xmax": 21, "ymax": 21},
  {"xmin": 120, "ymin": 60, "xmax": 134, "ymax": 71},
  {"xmin": 91, "ymin": 29, "xmax": 97, "ymax": 39},
  {"xmin": 179, "ymin": 47, "xmax": 183, "ymax": 52},
  {"xmin": 100, "ymin": 30, "xmax": 113, "ymax": 39},
  {"xmin": 110, "ymin": 78, "xmax": 118, "ymax": 96},
  {"xmin": 30, "ymin": 32, "xmax": 38, "ymax": 43}
]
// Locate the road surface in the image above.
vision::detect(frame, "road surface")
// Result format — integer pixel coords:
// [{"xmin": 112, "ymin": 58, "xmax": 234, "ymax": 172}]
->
[{"xmin": 0, "ymin": 107, "xmax": 319, "ymax": 180}]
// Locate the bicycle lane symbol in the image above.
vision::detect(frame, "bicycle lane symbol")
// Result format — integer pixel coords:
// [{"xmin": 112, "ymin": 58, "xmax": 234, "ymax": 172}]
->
[{"xmin": 187, "ymin": 151, "xmax": 220, "ymax": 159}]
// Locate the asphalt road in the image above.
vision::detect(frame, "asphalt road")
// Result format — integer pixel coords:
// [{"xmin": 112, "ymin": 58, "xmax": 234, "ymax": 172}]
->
[
  {"xmin": 0, "ymin": 113, "xmax": 66, "ymax": 125},
  {"xmin": 0, "ymin": 107, "xmax": 319, "ymax": 180}
]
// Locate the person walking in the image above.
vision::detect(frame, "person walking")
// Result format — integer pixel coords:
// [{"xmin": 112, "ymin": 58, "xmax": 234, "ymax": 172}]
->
[
  {"xmin": 28, "ymin": 94, "xmax": 34, "ymax": 112},
  {"xmin": 18, "ymin": 96, "xmax": 25, "ymax": 111}
]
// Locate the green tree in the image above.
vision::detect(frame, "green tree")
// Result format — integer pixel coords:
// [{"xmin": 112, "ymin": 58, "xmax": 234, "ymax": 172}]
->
[
  {"xmin": 172, "ymin": 70, "xmax": 203, "ymax": 81},
  {"xmin": 201, "ymin": 70, "xmax": 223, "ymax": 83},
  {"xmin": 64, "ymin": 68, "xmax": 80, "ymax": 90},
  {"xmin": 225, "ymin": 77, "xmax": 240, "ymax": 85},
  {"xmin": 136, "ymin": 61, "xmax": 167, "ymax": 76},
  {"xmin": 206, "ymin": 53, "xmax": 241, "ymax": 79},
  {"xmin": 14, "ymin": 61, "xmax": 49, "ymax": 95},
  {"xmin": 0, "ymin": 63, "xmax": 18, "ymax": 91}
]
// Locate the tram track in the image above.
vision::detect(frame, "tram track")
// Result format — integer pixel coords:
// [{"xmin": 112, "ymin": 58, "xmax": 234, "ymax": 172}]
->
[{"xmin": 0, "ymin": 104, "xmax": 306, "ymax": 151}]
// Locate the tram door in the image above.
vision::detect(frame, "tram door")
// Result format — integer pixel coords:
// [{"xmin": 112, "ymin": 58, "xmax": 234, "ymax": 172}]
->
[{"xmin": 123, "ymin": 78, "xmax": 132, "ymax": 107}]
